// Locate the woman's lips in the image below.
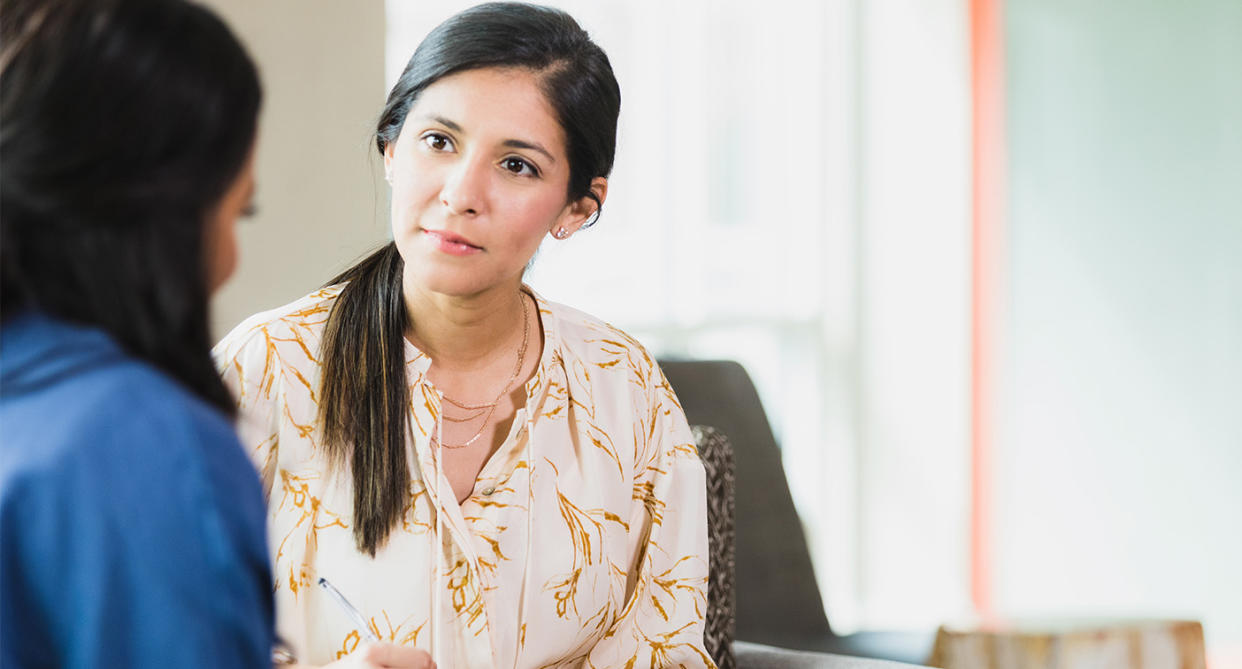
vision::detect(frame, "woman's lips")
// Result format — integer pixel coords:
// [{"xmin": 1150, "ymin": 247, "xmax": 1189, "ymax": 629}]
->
[{"xmin": 421, "ymin": 228, "xmax": 483, "ymax": 256}]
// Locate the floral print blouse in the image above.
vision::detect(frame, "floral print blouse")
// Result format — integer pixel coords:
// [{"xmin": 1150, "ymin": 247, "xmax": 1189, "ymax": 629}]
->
[{"xmin": 214, "ymin": 285, "xmax": 715, "ymax": 668}]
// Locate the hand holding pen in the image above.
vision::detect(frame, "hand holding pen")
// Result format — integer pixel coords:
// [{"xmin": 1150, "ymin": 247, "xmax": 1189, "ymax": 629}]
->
[{"xmin": 273, "ymin": 578, "xmax": 436, "ymax": 669}]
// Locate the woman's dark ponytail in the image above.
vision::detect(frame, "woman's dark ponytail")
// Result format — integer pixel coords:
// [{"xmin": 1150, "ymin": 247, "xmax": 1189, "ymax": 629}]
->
[{"xmin": 318, "ymin": 243, "xmax": 409, "ymax": 556}]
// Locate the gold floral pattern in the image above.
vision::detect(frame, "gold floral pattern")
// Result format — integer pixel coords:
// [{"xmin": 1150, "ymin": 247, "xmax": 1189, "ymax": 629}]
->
[{"xmin": 215, "ymin": 286, "xmax": 714, "ymax": 668}]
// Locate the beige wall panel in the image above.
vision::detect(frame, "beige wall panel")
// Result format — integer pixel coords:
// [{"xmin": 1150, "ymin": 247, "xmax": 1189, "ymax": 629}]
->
[{"xmin": 204, "ymin": 0, "xmax": 388, "ymax": 338}]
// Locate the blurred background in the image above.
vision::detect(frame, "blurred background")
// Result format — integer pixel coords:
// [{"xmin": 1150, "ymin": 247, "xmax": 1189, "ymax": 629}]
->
[{"xmin": 206, "ymin": 0, "xmax": 1241, "ymax": 664}]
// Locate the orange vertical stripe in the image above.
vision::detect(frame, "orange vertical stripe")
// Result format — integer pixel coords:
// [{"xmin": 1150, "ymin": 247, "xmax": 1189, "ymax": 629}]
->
[{"xmin": 970, "ymin": 0, "xmax": 1004, "ymax": 620}]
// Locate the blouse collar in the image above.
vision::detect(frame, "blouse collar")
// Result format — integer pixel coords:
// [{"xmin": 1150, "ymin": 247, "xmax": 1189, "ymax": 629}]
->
[{"xmin": 523, "ymin": 284, "xmax": 560, "ymax": 410}]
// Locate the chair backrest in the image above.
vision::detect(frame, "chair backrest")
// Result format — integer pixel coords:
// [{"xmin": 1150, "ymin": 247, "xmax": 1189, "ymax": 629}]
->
[{"xmin": 660, "ymin": 359, "xmax": 833, "ymax": 644}]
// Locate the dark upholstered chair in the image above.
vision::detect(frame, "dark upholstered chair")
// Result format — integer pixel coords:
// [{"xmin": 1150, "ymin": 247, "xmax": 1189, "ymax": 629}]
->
[
  {"xmin": 694, "ymin": 426, "xmax": 935, "ymax": 669},
  {"xmin": 666, "ymin": 359, "xmax": 935, "ymax": 666}
]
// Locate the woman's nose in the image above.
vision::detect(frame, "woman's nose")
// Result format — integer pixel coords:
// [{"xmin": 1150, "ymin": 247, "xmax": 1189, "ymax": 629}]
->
[{"xmin": 440, "ymin": 156, "xmax": 487, "ymax": 216}]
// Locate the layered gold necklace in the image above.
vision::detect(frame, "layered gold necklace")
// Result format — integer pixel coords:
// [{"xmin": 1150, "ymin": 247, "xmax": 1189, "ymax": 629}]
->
[{"xmin": 433, "ymin": 295, "xmax": 530, "ymax": 450}]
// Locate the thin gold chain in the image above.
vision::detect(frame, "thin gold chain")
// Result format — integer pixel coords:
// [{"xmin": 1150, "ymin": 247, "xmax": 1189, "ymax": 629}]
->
[{"xmin": 433, "ymin": 294, "xmax": 530, "ymax": 449}]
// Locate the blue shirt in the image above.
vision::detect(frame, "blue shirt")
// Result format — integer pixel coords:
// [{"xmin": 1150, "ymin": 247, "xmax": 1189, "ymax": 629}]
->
[{"xmin": 1, "ymin": 313, "xmax": 273, "ymax": 668}]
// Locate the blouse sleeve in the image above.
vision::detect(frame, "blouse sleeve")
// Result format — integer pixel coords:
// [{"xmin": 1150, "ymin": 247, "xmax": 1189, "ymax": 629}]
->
[
  {"xmin": 213, "ymin": 323, "xmax": 282, "ymax": 498},
  {"xmin": 587, "ymin": 365, "xmax": 717, "ymax": 668}
]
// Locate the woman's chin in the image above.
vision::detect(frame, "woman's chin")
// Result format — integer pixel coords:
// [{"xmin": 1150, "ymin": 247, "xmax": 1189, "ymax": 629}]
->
[{"xmin": 405, "ymin": 267, "xmax": 495, "ymax": 300}]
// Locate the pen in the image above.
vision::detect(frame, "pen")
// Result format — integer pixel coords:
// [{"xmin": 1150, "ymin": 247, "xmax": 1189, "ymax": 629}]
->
[{"xmin": 318, "ymin": 577, "xmax": 380, "ymax": 643}]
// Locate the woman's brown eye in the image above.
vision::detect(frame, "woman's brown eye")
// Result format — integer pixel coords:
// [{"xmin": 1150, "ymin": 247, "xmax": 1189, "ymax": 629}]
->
[
  {"xmin": 504, "ymin": 157, "xmax": 534, "ymax": 175},
  {"xmin": 423, "ymin": 134, "xmax": 450, "ymax": 151}
]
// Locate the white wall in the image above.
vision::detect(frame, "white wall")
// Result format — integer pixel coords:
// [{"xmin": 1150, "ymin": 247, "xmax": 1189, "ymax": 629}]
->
[
  {"xmin": 204, "ymin": 0, "xmax": 389, "ymax": 339},
  {"xmin": 1000, "ymin": 0, "xmax": 1242, "ymax": 655}
]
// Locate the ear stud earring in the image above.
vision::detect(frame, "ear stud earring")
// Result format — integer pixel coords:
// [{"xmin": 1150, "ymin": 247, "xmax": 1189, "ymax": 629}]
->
[{"xmin": 553, "ymin": 228, "xmax": 569, "ymax": 239}]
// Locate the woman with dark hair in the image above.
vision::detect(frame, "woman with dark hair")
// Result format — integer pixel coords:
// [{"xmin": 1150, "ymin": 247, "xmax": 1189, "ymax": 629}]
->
[
  {"xmin": 0, "ymin": 0, "xmax": 273, "ymax": 665},
  {"xmin": 216, "ymin": 2, "xmax": 714, "ymax": 667}
]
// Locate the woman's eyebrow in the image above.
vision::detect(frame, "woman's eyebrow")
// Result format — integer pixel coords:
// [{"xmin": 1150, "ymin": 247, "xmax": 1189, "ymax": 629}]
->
[{"xmin": 426, "ymin": 115, "xmax": 464, "ymax": 132}]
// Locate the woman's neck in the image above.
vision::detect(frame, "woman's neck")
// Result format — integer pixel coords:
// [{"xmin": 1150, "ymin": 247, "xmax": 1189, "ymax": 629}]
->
[{"xmin": 401, "ymin": 277, "xmax": 528, "ymax": 372}]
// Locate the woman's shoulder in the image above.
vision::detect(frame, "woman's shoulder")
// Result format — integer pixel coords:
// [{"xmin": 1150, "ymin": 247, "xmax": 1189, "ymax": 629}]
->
[
  {"xmin": 213, "ymin": 284, "xmax": 344, "ymax": 367},
  {"xmin": 540, "ymin": 296, "xmax": 659, "ymax": 380},
  {"xmin": 2, "ymin": 317, "xmax": 241, "ymax": 483}
]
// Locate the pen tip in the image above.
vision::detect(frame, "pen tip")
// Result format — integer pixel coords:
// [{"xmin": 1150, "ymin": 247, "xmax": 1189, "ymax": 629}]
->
[{"xmin": 317, "ymin": 577, "xmax": 327, "ymax": 586}]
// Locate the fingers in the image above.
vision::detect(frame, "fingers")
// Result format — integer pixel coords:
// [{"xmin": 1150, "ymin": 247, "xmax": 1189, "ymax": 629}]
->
[{"xmin": 359, "ymin": 642, "xmax": 436, "ymax": 669}]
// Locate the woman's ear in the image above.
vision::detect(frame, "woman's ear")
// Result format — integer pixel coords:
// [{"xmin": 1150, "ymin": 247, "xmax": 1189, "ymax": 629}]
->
[
  {"xmin": 551, "ymin": 177, "xmax": 609, "ymax": 240},
  {"xmin": 383, "ymin": 142, "xmax": 395, "ymax": 185}
]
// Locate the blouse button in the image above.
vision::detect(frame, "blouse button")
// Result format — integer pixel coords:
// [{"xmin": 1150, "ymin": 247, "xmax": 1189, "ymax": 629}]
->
[{"xmin": 482, "ymin": 486, "xmax": 496, "ymax": 496}]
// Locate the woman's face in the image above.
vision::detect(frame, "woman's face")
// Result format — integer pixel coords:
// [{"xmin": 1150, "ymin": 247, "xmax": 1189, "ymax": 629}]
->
[
  {"xmin": 205, "ymin": 145, "xmax": 256, "ymax": 294},
  {"xmin": 384, "ymin": 67, "xmax": 598, "ymax": 298}
]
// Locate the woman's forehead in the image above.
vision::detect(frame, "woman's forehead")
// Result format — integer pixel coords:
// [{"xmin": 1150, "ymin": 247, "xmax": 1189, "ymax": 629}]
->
[{"xmin": 408, "ymin": 67, "xmax": 567, "ymax": 158}]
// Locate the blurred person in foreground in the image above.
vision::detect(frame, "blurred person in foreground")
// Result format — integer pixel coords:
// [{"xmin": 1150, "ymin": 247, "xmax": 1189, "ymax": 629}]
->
[
  {"xmin": 214, "ymin": 2, "xmax": 713, "ymax": 667},
  {"xmin": 0, "ymin": 0, "xmax": 273, "ymax": 665}
]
